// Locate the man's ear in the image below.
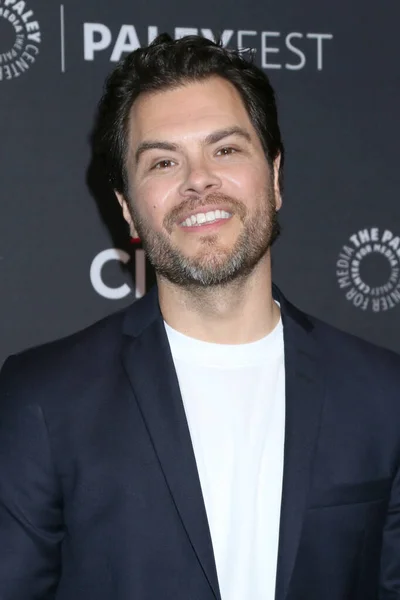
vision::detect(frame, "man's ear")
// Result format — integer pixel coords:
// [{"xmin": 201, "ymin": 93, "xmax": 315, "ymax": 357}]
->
[
  {"xmin": 115, "ymin": 191, "xmax": 139, "ymax": 239},
  {"xmin": 273, "ymin": 154, "xmax": 282, "ymax": 211}
]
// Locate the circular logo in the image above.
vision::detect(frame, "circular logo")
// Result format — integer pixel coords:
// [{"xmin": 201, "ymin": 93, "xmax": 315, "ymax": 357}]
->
[
  {"xmin": 336, "ymin": 227, "xmax": 400, "ymax": 312},
  {"xmin": 0, "ymin": 0, "xmax": 41, "ymax": 81}
]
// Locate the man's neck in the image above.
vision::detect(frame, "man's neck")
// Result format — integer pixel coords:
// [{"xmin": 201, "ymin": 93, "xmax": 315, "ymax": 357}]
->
[{"xmin": 157, "ymin": 256, "xmax": 280, "ymax": 345}]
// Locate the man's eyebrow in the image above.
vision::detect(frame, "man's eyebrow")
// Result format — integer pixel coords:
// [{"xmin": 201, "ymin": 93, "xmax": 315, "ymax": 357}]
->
[
  {"xmin": 134, "ymin": 126, "xmax": 251, "ymax": 164},
  {"xmin": 204, "ymin": 126, "xmax": 252, "ymax": 145},
  {"xmin": 135, "ymin": 141, "xmax": 180, "ymax": 164}
]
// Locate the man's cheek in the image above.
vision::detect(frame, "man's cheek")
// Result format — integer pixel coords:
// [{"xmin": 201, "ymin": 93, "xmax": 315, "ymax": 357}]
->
[
  {"xmin": 143, "ymin": 182, "xmax": 173, "ymax": 212},
  {"xmin": 224, "ymin": 167, "xmax": 260, "ymax": 190}
]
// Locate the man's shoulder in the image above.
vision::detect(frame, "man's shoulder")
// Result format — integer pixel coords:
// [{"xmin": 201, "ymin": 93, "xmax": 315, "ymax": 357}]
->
[
  {"xmin": 5, "ymin": 307, "xmax": 124, "ymax": 367},
  {"xmin": 1, "ymin": 284, "xmax": 160, "ymax": 381},
  {"xmin": 0, "ymin": 303, "xmax": 135, "ymax": 409},
  {"xmin": 275, "ymin": 285, "xmax": 399, "ymax": 374},
  {"xmin": 304, "ymin": 310, "xmax": 400, "ymax": 381}
]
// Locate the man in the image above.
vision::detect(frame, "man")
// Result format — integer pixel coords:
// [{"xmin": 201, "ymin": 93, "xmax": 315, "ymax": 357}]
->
[{"xmin": 0, "ymin": 33, "xmax": 399, "ymax": 600}]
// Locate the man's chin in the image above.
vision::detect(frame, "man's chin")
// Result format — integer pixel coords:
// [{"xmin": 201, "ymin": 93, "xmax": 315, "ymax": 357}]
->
[{"xmin": 185, "ymin": 243, "xmax": 233, "ymax": 263}]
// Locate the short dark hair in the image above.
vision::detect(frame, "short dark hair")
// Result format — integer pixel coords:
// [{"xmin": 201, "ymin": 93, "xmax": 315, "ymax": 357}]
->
[{"xmin": 94, "ymin": 33, "xmax": 284, "ymax": 197}]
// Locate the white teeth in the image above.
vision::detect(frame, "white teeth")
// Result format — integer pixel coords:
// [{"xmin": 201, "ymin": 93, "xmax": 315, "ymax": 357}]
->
[{"xmin": 180, "ymin": 209, "xmax": 232, "ymax": 226}]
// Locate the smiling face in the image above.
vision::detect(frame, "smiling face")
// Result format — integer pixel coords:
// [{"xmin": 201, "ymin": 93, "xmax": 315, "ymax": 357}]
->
[{"xmin": 117, "ymin": 76, "xmax": 282, "ymax": 287}]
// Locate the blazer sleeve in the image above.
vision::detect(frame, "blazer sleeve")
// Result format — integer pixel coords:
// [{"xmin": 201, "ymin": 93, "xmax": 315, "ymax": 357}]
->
[
  {"xmin": 0, "ymin": 356, "xmax": 64, "ymax": 599},
  {"xmin": 379, "ymin": 458, "xmax": 400, "ymax": 598}
]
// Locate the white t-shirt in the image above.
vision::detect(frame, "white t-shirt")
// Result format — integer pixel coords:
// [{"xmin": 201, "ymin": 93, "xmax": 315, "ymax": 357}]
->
[{"xmin": 165, "ymin": 316, "xmax": 285, "ymax": 600}]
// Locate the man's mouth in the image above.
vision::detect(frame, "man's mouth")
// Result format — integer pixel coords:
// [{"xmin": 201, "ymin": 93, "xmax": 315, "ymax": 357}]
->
[{"xmin": 180, "ymin": 209, "xmax": 232, "ymax": 227}]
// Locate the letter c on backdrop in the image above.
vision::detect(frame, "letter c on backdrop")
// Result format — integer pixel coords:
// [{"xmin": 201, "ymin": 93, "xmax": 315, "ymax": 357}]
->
[{"xmin": 90, "ymin": 248, "xmax": 131, "ymax": 299}]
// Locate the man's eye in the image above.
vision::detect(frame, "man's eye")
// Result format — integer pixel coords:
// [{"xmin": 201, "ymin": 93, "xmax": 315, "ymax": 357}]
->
[
  {"xmin": 152, "ymin": 159, "xmax": 174, "ymax": 170},
  {"xmin": 217, "ymin": 147, "xmax": 237, "ymax": 156}
]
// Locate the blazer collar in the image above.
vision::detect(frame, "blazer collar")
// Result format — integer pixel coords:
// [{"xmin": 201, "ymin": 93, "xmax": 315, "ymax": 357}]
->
[
  {"xmin": 122, "ymin": 284, "xmax": 160, "ymax": 338},
  {"xmin": 122, "ymin": 284, "xmax": 324, "ymax": 600},
  {"xmin": 272, "ymin": 284, "xmax": 325, "ymax": 600},
  {"xmin": 121, "ymin": 284, "xmax": 221, "ymax": 599},
  {"xmin": 122, "ymin": 283, "xmax": 315, "ymax": 338}
]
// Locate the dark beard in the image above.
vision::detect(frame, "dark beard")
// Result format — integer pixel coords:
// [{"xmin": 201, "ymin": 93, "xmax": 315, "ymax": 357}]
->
[{"xmin": 129, "ymin": 190, "xmax": 280, "ymax": 288}]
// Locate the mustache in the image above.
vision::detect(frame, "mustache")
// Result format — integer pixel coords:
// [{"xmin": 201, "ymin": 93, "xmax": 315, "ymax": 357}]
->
[{"xmin": 164, "ymin": 193, "xmax": 247, "ymax": 232}]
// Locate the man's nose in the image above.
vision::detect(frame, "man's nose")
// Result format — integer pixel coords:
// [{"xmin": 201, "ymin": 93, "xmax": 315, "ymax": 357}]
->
[{"xmin": 178, "ymin": 158, "xmax": 222, "ymax": 197}]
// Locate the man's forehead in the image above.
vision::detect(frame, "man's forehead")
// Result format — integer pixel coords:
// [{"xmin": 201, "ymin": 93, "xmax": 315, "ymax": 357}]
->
[{"xmin": 128, "ymin": 77, "xmax": 254, "ymax": 143}]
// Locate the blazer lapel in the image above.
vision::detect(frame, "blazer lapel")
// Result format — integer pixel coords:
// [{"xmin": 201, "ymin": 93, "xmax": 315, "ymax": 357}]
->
[
  {"xmin": 273, "ymin": 288, "xmax": 325, "ymax": 600},
  {"xmin": 121, "ymin": 289, "xmax": 221, "ymax": 600},
  {"xmin": 119, "ymin": 285, "xmax": 324, "ymax": 600}
]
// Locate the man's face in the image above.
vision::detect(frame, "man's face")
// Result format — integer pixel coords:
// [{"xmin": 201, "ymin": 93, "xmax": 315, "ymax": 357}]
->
[{"xmin": 118, "ymin": 76, "xmax": 282, "ymax": 287}]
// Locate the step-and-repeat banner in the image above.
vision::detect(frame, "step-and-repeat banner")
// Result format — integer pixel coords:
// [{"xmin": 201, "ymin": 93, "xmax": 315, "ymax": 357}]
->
[{"xmin": 1, "ymin": 0, "xmax": 399, "ymax": 366}]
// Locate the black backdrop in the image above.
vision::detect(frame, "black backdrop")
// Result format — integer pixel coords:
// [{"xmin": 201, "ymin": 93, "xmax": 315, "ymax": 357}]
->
[{"xmin": 1, "ymin": 0, "xmax": 400, "ymax": 367}]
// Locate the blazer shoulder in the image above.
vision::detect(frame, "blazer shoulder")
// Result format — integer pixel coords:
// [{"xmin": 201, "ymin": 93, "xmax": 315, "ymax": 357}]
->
[
  {"xmin": 306, "ymin": 312, "xmax": 400, "ymax": 380},
  {"xmin": 0, "ymin": 306, "xmax": 129, "ymax": 410},
  {"xmin": 279, "ymin": 288, "xmax": 400, "ymax": 372}
]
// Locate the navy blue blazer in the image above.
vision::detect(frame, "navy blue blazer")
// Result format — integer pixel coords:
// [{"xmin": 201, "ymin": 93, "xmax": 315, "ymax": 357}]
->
[{"xmin": 1, "ymin": 285, "xmax": 400, "ymax": 600}]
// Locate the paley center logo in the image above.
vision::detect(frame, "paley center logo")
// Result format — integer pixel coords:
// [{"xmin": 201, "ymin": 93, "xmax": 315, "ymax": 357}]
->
[
  {"xmin": 83, "ymin": 23, "xmax": 333, "ymax": 71},
  {"xmin": 0, "ymin": 0, "xmax": 41, "ymax": 80},
  {"xmin": 336, "ymin": 227, "xmax": 400, "ymax": 312}
]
